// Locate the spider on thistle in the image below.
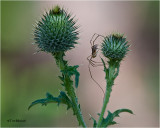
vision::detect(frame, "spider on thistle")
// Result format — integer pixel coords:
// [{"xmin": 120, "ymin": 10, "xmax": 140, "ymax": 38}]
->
[{"xmin": 87, "ymin": 33, "xmax": 106, "ymax": 96}]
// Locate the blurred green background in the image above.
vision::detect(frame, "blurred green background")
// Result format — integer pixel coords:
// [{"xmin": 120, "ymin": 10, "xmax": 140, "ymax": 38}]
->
[{"xmin": 1, "ymin": 1, "xmax": 159, "ymax": 127}]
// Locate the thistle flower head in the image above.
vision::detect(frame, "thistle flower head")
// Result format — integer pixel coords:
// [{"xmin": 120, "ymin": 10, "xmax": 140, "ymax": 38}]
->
[
  {"xmin": 101, "ymin": 33, "xmax": 130, "ymax": 61},
  {"xmin": 34, "ymin": 6, "xmax": 79, "ymax": 54}
]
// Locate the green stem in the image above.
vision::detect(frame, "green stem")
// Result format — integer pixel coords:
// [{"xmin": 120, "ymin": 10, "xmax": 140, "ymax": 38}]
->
[
  {"xmin": 97, "ymin": 60, "xmax": 118, "ymax": 127},
  {"xmin": 97, "ymin": 86, "xmax": 112, "ymax": 127},
  {"xmin": 53, "ymin": 52, "xmax": 87, "ymax": 127},
  {"xmin": 67, "ymin": 83, "xmax": 86, "ymax": 127}
]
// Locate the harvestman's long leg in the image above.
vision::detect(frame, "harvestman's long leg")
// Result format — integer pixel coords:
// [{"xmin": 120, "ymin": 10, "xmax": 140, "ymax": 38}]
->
[
  {"xmin": 90, "ymin": 33, "xmax": 96, "ymax": 46},
  {"xmin": 90, "ymin": 60, "xmax": 103, "ymax": 66},
  {"xmin": 90, "ymin": 50, "xmax": 103, "ymax": 64},
  {"xmin": 87, "ymin": 55, "xmax": 105, "ymax": 96},
  {"xmin": 87, "ymin": 33, "xmax": 106, "ymax": 97},
  {"xmin": 87, "ymin": 55, "xmax": 103, "ymax": 67},
  {"xmin": 90, "ymin": 33, "xmax": 105, "ymax": 46},
  {"xmin": 92, "ymin": 33, "xmax": 105, "ymax": 46}
]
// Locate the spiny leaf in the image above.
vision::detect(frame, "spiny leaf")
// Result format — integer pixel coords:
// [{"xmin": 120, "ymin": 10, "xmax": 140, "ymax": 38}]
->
[
  {"xmin": 61, "ymin": 65, "xmax": 80, "ymax": 88},
  {"xmin": 99, "ymin": 108, "xmax": 133, "ymax": 127},
  {"xmin": 75, "ymin": 71, "xmax": 80, "ymax": 88},
  {"xmin": 28, "ymin": 91, "xmax": 72, "ymax": 110},
  {"xmin": 101, "ymin": 58, "xmax": 109, "ymax": 79},
  {"xmin": 89, "ymin": 114, "xmax": 97, "ymax": 127},
  {"xmin": 46, "ymin": 92, "xmax": 54, "ymax": 99},
  {"xmin": 113, "ymin": 108, "xmax": 133, "ymax": 117},
  {"xmin": 101, "ymin": 58, "xmax": 107, "ymax": 71},
  {"xmin": 58, "ymin": 75, "xmax": 64, "ymax": 81},
  {"xmin": 28, "ymin": 93, "xmax": 59, "ymax": 110},
  {"xmin": 58, "ymin": 91, "xmax": 73, "ymax": 110}
]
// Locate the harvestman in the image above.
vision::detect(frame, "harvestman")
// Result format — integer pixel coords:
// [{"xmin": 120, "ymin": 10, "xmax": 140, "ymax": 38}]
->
[{"xmin": 87, "ymin": 33, "xmax": 106, "ymax": 96}]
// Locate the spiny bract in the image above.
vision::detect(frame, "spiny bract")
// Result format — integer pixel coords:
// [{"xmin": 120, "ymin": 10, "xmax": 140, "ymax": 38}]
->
[
  {"xmin": 101, "ymin": 33, "xmax": 130, "ymax": 61},
  {"xmin": 34, "ymin": 6, "xmax": 79, "ymax": 54}
]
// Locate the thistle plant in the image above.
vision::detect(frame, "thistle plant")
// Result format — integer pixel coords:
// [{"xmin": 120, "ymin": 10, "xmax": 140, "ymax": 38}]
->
[
  {"xmin": 29, "ymin": 5, "xmax": 133, "ymax": 128},
  {"xmin": 94, "ymin": 33, "xmax": 133, "ymax": 127},
  {"xmin": 29, "ymin": 6, "xmax": 86, "ymax": 127}
]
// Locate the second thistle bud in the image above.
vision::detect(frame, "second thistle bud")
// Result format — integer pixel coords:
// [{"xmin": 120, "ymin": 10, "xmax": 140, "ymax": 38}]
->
[{"xmin": 101, "ymin": 33, "xmax": 130, "ymax": 61}]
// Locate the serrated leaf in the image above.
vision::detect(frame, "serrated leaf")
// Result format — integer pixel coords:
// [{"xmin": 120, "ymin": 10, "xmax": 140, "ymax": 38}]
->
[
  {"xmin": 113, "ymin": 108, "xmax": 133, "ymax": 117},
  {"xmin": 46, "ymin": 92, "xmax": 54, "ymax": 99},
  {"xmin": 58, "ymin": 91, "xmax": 72, "ymax": 110},
  {"xmin": 101, "ymin": 58, "xmax": 109, "ymax": 79},
  {"xmin": 75, "ymin": 71, "xmax": 80, "ymax": 88},
  {"xmin": 28, "ymin": 91, "xmax": 72, "ymax": 110},
  {"xmin": 28, "ymin": 92, "xmax": 59, "ymax": 110},
  {"xmin": 89, "ymin": 114, "xmax": 97, "ymax": 127},
  {"xmin": 99, "ymin": 108, "xmax": 133, "ymax": 127},
  {"xmin": 101, "ymin": 58, "xmax": 107, "ymax": 71},
  {"xmin": 78, "ymin": 104, "xmax": 81, "ymax": 109},
  {"xmin": 58, "ymin": 75, "xmax": 64, "ymax": 82},
  {"xmin": 108, "ymin": 120, "xmax": 117, "ymax": 125},
  {"xmin": 61, "ymin": 65, "xmax": 80, "ymax": 88}
]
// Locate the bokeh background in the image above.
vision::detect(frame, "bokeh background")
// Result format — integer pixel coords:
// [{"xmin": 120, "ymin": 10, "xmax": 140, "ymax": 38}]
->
[{"xmin": 1, "ymin": 1, "xmax": 159, "ymax": 127}]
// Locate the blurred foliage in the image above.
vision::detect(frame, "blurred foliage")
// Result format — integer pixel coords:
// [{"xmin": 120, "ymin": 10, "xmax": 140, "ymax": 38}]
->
[
  {"xmin": 2, "ymin": 60, "xmax": 67, "ymax": 127},
  {"xmin": 2, "ymin": 1, "xmax": 36, "ymax": 52},
  {"xmin": 1, "ymin": 1, "xmax": 70, "ymax": 127}
]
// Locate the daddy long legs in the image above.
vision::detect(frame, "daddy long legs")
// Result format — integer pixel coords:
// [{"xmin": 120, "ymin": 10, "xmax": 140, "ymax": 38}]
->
[{"xmin": 87, "ymin": 33, "xmax": 106, "ymax": 96}]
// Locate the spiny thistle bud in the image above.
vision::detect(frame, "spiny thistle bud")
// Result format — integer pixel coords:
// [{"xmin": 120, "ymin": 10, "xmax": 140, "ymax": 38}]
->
[
  {"xmin": 34, "ymin": 6, "xmax": 79, "ymax": 54},
  {"xmin": 101, "ymin": 33, "xmax": 130, "ymax": 61}
]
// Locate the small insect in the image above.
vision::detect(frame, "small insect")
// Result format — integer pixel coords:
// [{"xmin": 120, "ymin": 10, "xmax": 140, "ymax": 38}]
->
[{"xmin": 87, "ymin": 33, "xmax": 105, "ymax": 95}]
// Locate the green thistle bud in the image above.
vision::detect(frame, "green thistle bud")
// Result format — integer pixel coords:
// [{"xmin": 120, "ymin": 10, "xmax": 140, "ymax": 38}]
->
[
  {"xmin": 34, "ymin": 6, "xmax": 79, "ymax": 54},
  {"xmin": 101, "ymin": 33, "xmax": 130, "ymax": 61},
  {"xmin": 52, "ymin": 5, "xmax": 60, "ymax": 14}
]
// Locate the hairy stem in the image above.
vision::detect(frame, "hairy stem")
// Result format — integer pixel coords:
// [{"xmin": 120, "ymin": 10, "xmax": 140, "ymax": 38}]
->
[
  {"xmin": 53, "ymin": 52, "xmax": 86, "ymax": 127},
  {"xmin": 97, "ymin": 59, "xmax": 119, "ymax": 127},
  {"xmin": 97, "ymin": 86, "xmax": 112, "ymax": 127}
]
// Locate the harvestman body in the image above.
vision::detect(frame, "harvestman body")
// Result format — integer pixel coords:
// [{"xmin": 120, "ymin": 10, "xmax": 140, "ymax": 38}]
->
[{"xmin": 87, "ymin": 33, "xmax": 106, "ymax": 96}]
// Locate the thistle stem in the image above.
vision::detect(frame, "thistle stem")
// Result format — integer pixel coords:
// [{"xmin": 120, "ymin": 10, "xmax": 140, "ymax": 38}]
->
[
  {"xmin": 97, "ymin": 60, "xmax": 118, "ymax": 127},
  {"xmin": 96, "ymin": 83, "xmax": 113, "ymax": 127},
  {"xmin": 53, "ymin": 52, "xmax": 87, "ymax": 127}
]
